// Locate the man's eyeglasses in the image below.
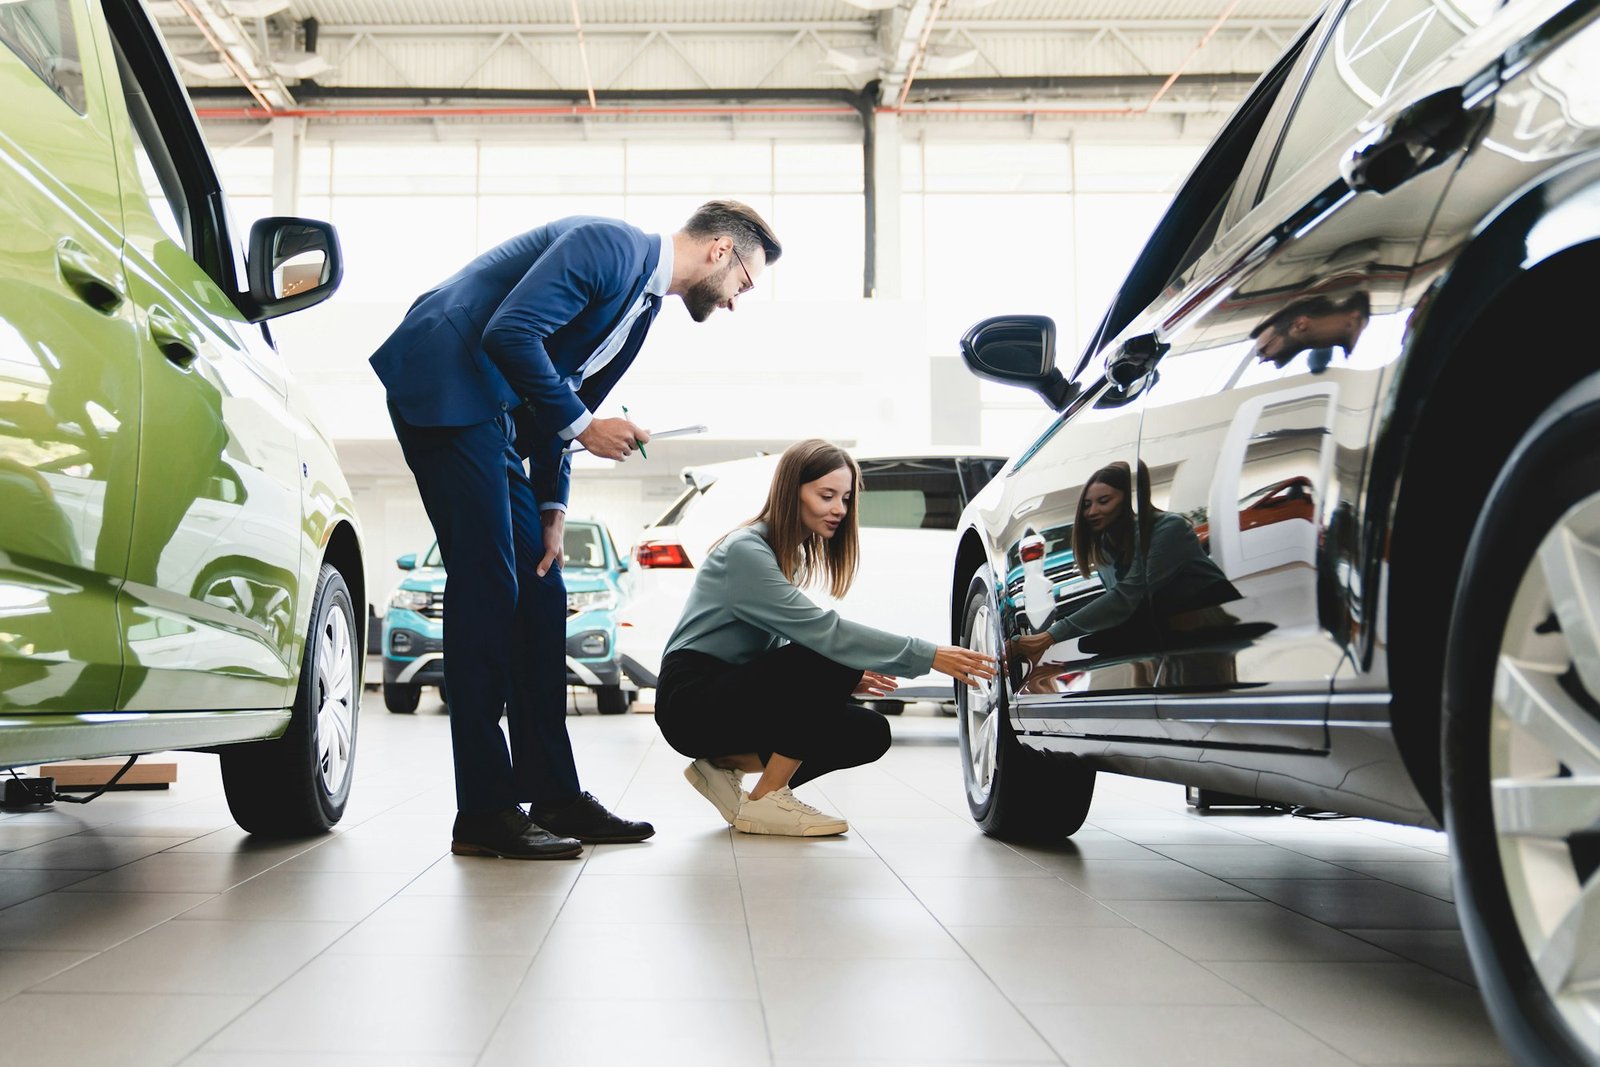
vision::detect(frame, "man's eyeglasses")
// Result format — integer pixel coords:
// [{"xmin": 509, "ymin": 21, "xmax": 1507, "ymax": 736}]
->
[{"xmin": 730, "ymin": 245, "xmax": 754, "ymax": 295}]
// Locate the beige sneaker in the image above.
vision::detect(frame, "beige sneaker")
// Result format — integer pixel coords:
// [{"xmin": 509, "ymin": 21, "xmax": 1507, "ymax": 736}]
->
[
  {"xmin": 684, "ymin": 759, "xmax": 745, "ymax": 825},
  {"xmin": 733, "ymin": 787, "xmax": 848, "ymax": 837}
]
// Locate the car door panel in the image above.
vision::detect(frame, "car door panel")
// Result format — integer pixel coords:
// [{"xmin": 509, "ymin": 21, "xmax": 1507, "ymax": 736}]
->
[
  {"xmin": 1133, "ymin": 0, "xmax": 1504, "ymax": 750},
  {"xmin": 0, "ymin": 0, "xmax": 138, "ymax": 714},
  {"xmin": 95, "ymin": 12, "xmax": 304, "ymax": 711}
]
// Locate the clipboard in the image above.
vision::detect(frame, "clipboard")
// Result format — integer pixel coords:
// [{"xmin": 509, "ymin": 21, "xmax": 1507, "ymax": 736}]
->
[{"xmin": 564, "ymin": 423, "xmax": 709, "ymax": 455}]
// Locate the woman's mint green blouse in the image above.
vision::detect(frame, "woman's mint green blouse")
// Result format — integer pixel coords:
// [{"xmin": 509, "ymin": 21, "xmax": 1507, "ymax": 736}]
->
[{"xmin": 663, "ymin": 523, "xmax": 936, "ymax": 676}]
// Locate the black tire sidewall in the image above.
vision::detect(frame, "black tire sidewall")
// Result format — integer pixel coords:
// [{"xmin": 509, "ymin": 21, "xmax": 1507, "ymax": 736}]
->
[{"xmin": 1445, "ymin": 382, "xmax": 1600, "ymax": 1067}]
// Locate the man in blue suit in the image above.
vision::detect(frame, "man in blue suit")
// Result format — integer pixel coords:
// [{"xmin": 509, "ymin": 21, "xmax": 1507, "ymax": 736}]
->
[{"xmin": 372, "ymin": 201, "xmax": 782, "ymax": 859}]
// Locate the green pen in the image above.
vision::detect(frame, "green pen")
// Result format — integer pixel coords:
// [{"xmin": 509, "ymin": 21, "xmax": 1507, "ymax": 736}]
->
[{"xmin": 622, "ymin": 405, "xmax": 646, "ymax": 458}]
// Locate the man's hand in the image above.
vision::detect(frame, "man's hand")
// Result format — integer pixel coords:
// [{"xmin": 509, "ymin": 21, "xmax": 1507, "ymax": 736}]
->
[
  {"xmin": 537, "ymin": 509, "xmax": 565, "ymax": 577},
  {"xmin": 577, "ymin": 417, "xmax": 649, "ymax": 462}
]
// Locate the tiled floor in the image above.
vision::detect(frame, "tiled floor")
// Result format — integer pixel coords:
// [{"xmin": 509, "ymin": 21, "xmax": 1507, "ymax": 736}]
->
[{"xmin": 0, "ymin": 694, "xmax": 1510, "ymax": 1066}]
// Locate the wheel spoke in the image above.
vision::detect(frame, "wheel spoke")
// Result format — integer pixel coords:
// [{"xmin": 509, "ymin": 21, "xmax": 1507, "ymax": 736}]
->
[
  {"xmin": 1496, "ymin": 658, "xmax": 1600, "ymax": 775},
  {"xmin": 1539, "ymin": 511, "xmax": 1600, "ymax": 698},
  {"xmin": 1535, "ymin": 870, "xmax": 1600, "ymax": 995},
  {"xmin": 1492, "ymin": 777, "xmax": 1600, "ymax": 838}
]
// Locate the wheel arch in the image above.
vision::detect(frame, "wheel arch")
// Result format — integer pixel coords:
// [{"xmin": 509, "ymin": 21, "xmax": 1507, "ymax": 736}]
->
[
  {"xmin": 951, "ymin": 528, "xmax": 992, "ymax": 644},
  {"xmin": 1367, "ymin": 162, "xmax": 1600, "ymax": 819},
  {"xmin": 321, "ymin": 519, "xmax": 366, "ymax": 661}
]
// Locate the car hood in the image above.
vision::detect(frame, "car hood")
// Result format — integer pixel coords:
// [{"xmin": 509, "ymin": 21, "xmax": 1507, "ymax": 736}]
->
[
  {"xmin": 563, "ymin": 570, "xmax": 613, "ymax": 594},
  {"xmin": 399, "ymin": 567, "xmax": 446, "ymax": 594}
]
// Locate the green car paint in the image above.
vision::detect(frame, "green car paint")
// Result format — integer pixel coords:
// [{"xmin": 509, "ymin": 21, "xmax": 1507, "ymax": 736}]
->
[{"xmin": 0, "ymin": 0, "xmax": 362, "ymax": 768}]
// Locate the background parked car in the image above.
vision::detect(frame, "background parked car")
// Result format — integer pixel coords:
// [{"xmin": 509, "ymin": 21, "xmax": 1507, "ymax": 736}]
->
[
  {"xmin": 617, "ymin": 448, "xmax": 1004, "ymax": 713},
  {"xmin": 383, "ymin": 519, "xmax": 636, "ymax": 714},
  {"xmin": 0, "ymin": 0, "xmax": 362, "ymax": 836},
  {"xmin": 947, "ymin": 1, "xmax": 1600, "ymax": 1063}
]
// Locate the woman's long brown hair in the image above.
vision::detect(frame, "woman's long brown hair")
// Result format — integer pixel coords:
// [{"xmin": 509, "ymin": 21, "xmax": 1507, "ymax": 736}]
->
[
  {"xmin": 1072, "ymin": 460, "xmax": 1157, "ymax": 579},
  {"xmin": 746, "ymin": 439, "xmax": 862, "ymax": 599}
]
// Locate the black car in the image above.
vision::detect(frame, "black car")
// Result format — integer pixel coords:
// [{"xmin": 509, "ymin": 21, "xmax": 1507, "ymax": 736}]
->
[{"xmin": 949, "ymin": 0, "xmax": 1600, "ymax": 1062}]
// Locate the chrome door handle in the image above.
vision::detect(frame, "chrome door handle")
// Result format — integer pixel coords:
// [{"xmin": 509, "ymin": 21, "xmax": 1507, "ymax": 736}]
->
[{"xmin": 55, "ymin": 238, "xmax": 124, "ymax": 314}]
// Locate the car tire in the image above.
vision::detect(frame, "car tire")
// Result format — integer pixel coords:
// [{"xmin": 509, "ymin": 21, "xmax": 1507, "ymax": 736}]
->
[
  {"xmin": 221, "ymin": 563, "xmax": 359, "ymax": 837},
  {"xmin": 869, "ymin": 700, "xmax": 904, "ymax": 716},
  {"xmin": 957, "ymin": 571, "xmax": 1094, "ymax": 842},
  {"xmin": 438, "ymin": 682, "xmax": 449, "ymax": 712},
  {"xmin": 1443, "ymin": 376, "xmax": 1600, "ymax": 1067},
  {"xmin": 596, "ymin": 685, "xmax": 628, "ymax": 714},
  {"xmin": 384, "ymin": 680, "xmax": 420, "ymax": 714}
]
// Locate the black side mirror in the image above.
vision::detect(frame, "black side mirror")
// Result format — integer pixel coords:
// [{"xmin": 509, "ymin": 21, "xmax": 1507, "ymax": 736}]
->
[
  {"xmin": 959, "ymin": 315, "xmax": 1078, "ymax": 410},
  {"xmin": 1107, "ymin": 332, "xmax": 1169, "ymax": 388},
  {"xmin": 246, "ymin": 217, "xmax": 343, "ymax": 322}
]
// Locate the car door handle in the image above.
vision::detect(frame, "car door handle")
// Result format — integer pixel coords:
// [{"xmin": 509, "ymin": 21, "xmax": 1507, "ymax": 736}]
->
[
  {"xmin": 1341, "ymin": 81, "xmax": 1494, "ymax": 195},
  {"xmin": 1108, "ymin": 332, "xmax": 1169, "ymax": 388},
  {"xmin": 55, "ymin": 238, "xmax": 124, "ymax": 314},
  {"xmin": 147, "ymin": 305, "xmax": 198, "ymax": 367}
]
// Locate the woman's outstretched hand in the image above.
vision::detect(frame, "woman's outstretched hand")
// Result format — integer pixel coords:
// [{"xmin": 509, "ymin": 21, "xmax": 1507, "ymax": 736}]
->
[
  {"xmin": 854, "ymin": 671, "xmax": 899, "ymax": 698},
  {"xmin": 932, "ymin": 645, "xmax": 999, "ymax": 688}
]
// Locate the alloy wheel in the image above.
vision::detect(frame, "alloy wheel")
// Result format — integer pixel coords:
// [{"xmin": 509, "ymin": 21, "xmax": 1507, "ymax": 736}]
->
[
  {"xmin": 1491, "ymin": 492, "xmax": 1600, "ymax": 1054},
  {"xmin": 963, "ymin": 595, "xmax": 1002, "ymax": 801}
]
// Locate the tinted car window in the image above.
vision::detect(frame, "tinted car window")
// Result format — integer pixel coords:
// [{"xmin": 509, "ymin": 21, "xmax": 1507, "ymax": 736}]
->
[
  {"xmin": 564, "ymin": 524, "xmax": 605, "ymax": 568},
  {"xmin": 858, "ymin": 459, "xmax": 961, "ymax": 531},
  {"xmin": 1262, "ymin": 0, "xmax": 1498, "ymax": 199},
  {"xmin": 0, "ymin": 0, "xmax": 84, "ymax": 112}
]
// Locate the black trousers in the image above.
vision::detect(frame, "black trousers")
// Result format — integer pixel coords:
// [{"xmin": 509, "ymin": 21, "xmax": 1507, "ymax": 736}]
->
[
  {"xmin": 390, "ymin": 404, "xmax": 579, "ymax": 814},
  {"xmin": 655, "ymin": 644, "xmax": 891, "ymax": 789}
]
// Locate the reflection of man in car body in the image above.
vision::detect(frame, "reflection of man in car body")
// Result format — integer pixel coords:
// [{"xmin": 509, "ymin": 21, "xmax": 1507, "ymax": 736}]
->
[
  {"xmin": 1249, "ymin": 291, "xmax": 1371, "ymax": 370},
  {"xmin": 1009, "ymin": 461, "xmax": 1244, "ymax": 683}
]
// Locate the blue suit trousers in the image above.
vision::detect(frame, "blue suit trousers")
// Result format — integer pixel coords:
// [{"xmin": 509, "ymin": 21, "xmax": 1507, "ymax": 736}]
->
[{"xmin": 389, "ymin": 403, "xmax": 581, "ymax": 813}]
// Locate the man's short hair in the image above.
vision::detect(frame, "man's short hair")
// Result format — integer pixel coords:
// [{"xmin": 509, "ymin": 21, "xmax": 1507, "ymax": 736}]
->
[
  {"xmin": 1250, "ymin": 291, "xmax": 1370, "ymax": 340},
  {"xmin": 682, "ymin": 200, "xmax": 783, "ymax": 265}
]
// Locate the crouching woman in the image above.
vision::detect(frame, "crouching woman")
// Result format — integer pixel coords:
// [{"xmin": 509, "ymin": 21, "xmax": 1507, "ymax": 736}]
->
[{"xmin": 654, "ymin": 439, "xmax": 996, "ymax": 837}]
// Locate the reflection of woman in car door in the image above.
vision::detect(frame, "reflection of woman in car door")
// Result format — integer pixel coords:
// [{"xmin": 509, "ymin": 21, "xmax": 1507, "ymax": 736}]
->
[
  {"xmin": 654, "ymin": 439, "xmax": 996, "ymax": 837},
  {"xmin": 1010, "ymin": 461, "xmax": 1242, "ymax": 679}
]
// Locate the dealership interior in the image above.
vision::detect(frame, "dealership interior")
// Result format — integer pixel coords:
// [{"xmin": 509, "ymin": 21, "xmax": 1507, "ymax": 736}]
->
[{"xmin": 3, "ymin": 0, "xmax": 1573, "ymax": 1064}]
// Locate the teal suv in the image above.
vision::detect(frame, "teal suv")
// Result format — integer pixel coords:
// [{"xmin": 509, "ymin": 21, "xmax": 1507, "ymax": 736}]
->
[{"xmin": 383, "ymin": 520, "xmax": 635, "ymax": 714}]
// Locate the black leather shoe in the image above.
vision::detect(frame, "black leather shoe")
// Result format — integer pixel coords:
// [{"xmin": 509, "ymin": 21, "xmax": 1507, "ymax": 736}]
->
[
  {"xmin": 531, "ymin": 792, "xmax": 655, "ymax": 844},
  {"xmin": 451, "ymin": 807, "xmax": 582, "ymax": 860}
]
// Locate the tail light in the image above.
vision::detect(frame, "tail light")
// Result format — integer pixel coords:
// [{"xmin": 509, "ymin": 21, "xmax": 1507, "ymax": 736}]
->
[{"xmin": 636, "ymin": 542, "xmax": 692, "ymax": 568}]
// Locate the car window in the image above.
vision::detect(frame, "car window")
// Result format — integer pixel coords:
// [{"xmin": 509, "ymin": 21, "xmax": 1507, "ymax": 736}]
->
[
  {"xmin": 422, "ymin": 544, "xmax": 443, "ymax": 567},
  {"xmin": 564, "ymin": 524, "xmax": 606, "ymax": 568},
  {"xmin": 1261, "ymin": 0, "xmax": 1499, "ymax": 199},
  {"xmin": 857, "ymin": 459, "xmax": 962, "ymax": 531},
  {"xmin": 0, "ymin": 0, "xmax": 85, "ymax": 113},
  {"xmin": 652, "ymin": 486, "xmax": 702, "ymax": 528},
  {"xmin": 107, "ymin": 33, "xmax": 189, "ymax": 250}
]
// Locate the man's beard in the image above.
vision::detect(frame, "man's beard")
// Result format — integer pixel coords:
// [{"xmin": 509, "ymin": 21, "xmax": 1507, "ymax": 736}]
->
[{"xmin": 684, "ymin": 260, "xmax": 735, "ymax": 322}]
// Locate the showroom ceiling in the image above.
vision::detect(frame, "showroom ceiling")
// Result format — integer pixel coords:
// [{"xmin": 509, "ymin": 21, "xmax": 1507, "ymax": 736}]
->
[{"xmin": 153, "ymin": 0, "xmax": 1321, "ymax": 120}]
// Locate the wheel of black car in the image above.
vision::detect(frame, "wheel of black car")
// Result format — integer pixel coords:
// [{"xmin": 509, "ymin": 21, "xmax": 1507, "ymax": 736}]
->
[
  {"xmin": 221, "ymin": 563, "xmax": 359, "ymax": 836},
  {"xmin": 1444, "ymin": 377, "xmax": 1600, "ymax": 1067},
  {"xmin": 384, "ymin": 680, "xmax": 419, "ymax": 714},
  {"xmin": 596, "ymin": 685, "xmax": 628, "ymax": 714},
  {"xmin": 957, "ymin": 571, "xmax": 1094, "ymax": 842},
  {"xmin": 870, "ymin": 700, "xmax": 904, "ymax": 716}
]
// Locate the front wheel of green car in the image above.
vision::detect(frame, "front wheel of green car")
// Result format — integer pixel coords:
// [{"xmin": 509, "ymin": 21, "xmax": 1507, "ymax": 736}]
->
[
  {"xmin": 1444, "ymin": 377, "xmax": 1600, "ymax": 1066},
  {"xmin": 221, "ymin": 563, "xmax": 360, "ymax": 836},
  {"xmin": 596, "ymin": 685, "xmax": 628, "ymax": 714}
]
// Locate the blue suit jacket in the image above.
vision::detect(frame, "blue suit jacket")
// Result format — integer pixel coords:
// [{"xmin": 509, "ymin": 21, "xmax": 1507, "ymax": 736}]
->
[{"xmin": 370, "ymin": 217, "xmax": 662, "ymax": 508}]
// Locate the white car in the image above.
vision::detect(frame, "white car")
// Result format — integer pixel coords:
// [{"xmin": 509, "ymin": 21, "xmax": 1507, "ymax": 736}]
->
[{"xmin": 616, "ymin": 449, "xmax": 1005, "ymax": 713}]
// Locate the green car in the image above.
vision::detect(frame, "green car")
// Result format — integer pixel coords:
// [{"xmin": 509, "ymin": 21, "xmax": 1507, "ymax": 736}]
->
[{"xmin": 0, "ymin": 0, "xmax": 365, "ymax": 835}]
